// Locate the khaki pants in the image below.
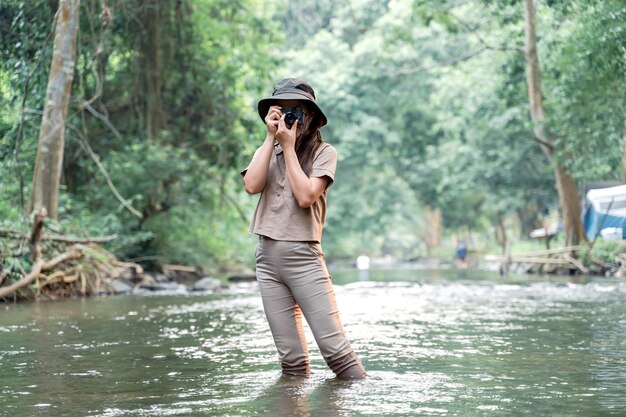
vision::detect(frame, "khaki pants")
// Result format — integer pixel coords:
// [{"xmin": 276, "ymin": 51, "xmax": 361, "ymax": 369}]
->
[{"xmin": 255, "ymin": 237, "xmax": 366, "ymax": 379}]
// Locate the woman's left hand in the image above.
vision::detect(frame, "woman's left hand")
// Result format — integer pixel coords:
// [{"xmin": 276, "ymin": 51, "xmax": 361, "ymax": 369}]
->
[{"xmin": 275, "ymin": 115, "xmax": 298, "ymax": 150}]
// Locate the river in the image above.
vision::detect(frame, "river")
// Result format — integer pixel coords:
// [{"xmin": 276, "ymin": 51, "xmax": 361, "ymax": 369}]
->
[{"xmin": 1, "ymin": 268, "xmax": 625, "ymax": 416}]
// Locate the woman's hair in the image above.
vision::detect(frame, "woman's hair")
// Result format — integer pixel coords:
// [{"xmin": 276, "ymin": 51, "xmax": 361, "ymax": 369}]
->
[{"xmin": 295, "ymin": 109, "xmax": 323, "ymax": 176}]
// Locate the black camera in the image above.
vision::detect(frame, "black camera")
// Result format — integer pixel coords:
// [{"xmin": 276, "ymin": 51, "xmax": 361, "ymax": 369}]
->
[{"xmin": 282, "ymin": 107, "xmax": 305, "ymax": 129}]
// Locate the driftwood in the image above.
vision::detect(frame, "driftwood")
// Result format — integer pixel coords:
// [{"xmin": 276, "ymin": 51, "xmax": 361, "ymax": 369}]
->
[
  {"xmin": 591, "ymin": 257, "xmax": 607, "ymax": 268},
  {"xmin": 0, "ymin": 248, "xmax": 82, "ymax": 299},
  {"xmin": 510, "ymin": 257, "xmax": 573, "ymax": 265},
  {"xmin": 163, "ymin": 264, "xmax": 197, "ymax": 273},
  {"xmin": 563, "ymin": 254, "xmax": 589, "ymax": 274},
  {"xmin": 509, "ymin": 246, "xmax": 584, "ymax": 257},
  {"xmin": 0, "ymin": 214, "xmax": 136, "ymax": 300},
  {"xmin": 487, "ymin": 245, "xmax": 588, "ymax": 274}
]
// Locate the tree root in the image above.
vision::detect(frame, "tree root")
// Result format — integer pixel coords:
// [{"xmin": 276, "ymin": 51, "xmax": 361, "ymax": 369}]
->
[
  {"xmin": 0, "ymin": 249, "xmax": 84, "ymax": 299},
  {"xmin": 1, "ymin": 213, "xmax": 144, "ymax": 302},
  {"xmin": 1, "ymin": 244, "xmax": 143, "ymax": 301}
]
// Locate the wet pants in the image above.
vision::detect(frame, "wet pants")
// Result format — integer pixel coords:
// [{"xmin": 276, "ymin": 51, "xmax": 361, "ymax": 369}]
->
[{"xmin": 255, "ymin": 237, "xmax": 366, "ymax": 379}]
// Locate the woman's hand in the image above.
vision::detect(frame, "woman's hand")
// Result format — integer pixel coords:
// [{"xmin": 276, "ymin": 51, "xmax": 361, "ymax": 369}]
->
[
  {"xmin": 264, "ymin": 105, "xmax": 282, "ymax": 137},
  {"xmin": 275, "ymin": 114, "xmax": 298, "ymax": 150}
]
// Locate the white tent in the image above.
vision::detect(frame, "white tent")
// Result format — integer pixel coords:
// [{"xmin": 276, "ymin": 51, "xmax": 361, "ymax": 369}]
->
[{"xmin": 584, "ymin": 184, "xmax": 626, "ymax": 240}]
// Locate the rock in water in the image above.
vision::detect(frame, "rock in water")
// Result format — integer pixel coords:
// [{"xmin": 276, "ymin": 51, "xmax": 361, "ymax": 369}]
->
[{"xmin": 193, "ymin": 277, "xmax": 223, "ymax": 291}]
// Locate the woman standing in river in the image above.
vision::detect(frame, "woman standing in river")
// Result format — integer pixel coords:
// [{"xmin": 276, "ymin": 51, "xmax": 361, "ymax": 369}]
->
[{"xmin": 241, "ymin": 78, "xmax": 366, "ymax": 379}]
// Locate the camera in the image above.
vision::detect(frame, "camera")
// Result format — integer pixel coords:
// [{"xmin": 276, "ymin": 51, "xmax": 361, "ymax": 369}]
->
[{"xmin": 282, "ymin": 107, "xmax": 305, "ymax": 128}]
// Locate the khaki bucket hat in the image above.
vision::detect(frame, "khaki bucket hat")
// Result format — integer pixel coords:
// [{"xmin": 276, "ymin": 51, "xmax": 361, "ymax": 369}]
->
[{"xmin": 257, "ymin": 78, "xmax": 328, "ymax": 128}]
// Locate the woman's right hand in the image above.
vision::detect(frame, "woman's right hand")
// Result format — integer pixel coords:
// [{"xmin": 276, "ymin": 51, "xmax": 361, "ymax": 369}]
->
[{"xmin": 264, "ymin": 105, "xmax": 282, "ymax": 137}]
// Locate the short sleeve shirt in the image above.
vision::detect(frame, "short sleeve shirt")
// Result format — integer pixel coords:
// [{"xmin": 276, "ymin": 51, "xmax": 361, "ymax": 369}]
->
[{"xmin": 241, "ymin": 142, "xmax": 337, "ymax": 242}]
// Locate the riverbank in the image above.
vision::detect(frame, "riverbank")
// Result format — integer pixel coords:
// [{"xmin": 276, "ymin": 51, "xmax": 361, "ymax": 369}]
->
[
  {"xmin": 3, "ymin": 227, "xmax": 625, "ymax": 303},
  {"xmin": 0, "ymin": 223, "xmax": 254, "ymax": 302}
]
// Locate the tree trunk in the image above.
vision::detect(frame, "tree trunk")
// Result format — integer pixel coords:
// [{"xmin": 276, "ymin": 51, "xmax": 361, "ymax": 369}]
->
[
  {"xmin": 141, "ymin": 0, "xmax": 164, "ymax": 140},
  {"xmin": 622, "ymin": 50, "xmax": 626, "ymax": 181},
  {"xmin": 423, "ymin": 206, "xmax": 442, "ymax": 254},
  {"xmin": 523, "ymin": 0, "xmax": 585, "ymax": 245},
  {"xmin": 28, "ymin": 0, "xmax": 81, "ymax": 219},
  {"xmin": 623, "ymin": 114, "xmax": 626, "ymax": 182},
  {"xmin": 495, "ymin": 216, "xmax": 507, "ymax": 255},
  {"xmin": 553, "ymin": 164, "xmax": 585, "ymax": 246}
]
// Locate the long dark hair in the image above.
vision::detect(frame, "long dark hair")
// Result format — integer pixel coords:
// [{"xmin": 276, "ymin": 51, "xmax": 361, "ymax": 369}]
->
[
  {"xmin": 295, "ymin": 112, "xmax": 324, "ymax": 176},
  {"xmin": 286, "ymin": 82, "xmax": 324, "ymax": 176}
]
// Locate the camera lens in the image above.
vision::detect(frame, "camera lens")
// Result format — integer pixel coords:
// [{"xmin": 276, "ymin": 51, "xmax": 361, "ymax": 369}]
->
[{"xmin": 284, "ymin": 111, "xmax": 297, "ymax": 128}]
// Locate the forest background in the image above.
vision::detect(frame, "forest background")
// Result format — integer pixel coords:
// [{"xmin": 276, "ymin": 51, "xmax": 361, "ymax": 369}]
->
[{"xmin": 0, "ymin": 0, "xmax": 624, "ymax": 277}]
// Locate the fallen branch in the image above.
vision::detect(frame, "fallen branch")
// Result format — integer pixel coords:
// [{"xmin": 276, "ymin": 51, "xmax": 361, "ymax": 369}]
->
[
  {"xmin": 511, "ymin": 246, "xmax": 584, "ymax": 257},
  {"xmin": 163, "ymin": 264, "xmax": 197, "ymax": 273},
  {"xmin": 0, "ymin": 228, "xmax": 117, "ymax": 243},
  {"xmin": 563, "ymin": 254, "xmax": 589, "ymax": 274},
  {"xmin": 0, "ymin": 260, "xmax": 44, "ymax": 299},
  {"xmin": 591, "ymin": 257, "xmax": 607, "ymax": 268},
  {"xmin": 44, "ymin": 234, "xmax": 118, "ymax": 244},
  {"xmin": 0, "ymin": 249, "xmax": 82, "ymax": 299},
  {"xmin": 43, "ymin": 250, "xmax": 82, "ymax": 271}
]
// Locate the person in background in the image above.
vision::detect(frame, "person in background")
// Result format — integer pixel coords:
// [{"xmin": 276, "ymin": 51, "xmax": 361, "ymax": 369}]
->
[
  {"xmin": 241, "ymin": 78, "xmax": 366, "ymax": 379},
  {"xmin": 456, "ymin": 240, "xmax": 468, "ymax": 269}
]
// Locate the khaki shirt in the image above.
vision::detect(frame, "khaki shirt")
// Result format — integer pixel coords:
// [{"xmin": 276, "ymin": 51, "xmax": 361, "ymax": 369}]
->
[{"xmin": 241, "ymin": 142, "xmax": 337, "ymax": 242}]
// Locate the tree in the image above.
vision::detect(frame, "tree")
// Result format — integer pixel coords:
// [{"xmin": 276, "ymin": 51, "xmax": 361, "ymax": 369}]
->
[
  {"xmin": 28, "ymin": 0, "xmax": 80, "ymax": 220},
  {"xmin": 522, "ymin": 0, "xmax": 585, "ymax": 246}
]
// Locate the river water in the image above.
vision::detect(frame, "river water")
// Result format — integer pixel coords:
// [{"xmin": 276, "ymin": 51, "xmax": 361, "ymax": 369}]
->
[{"xmin": 1, "ymin": 268, "xmax": 625, "ymax": 416}]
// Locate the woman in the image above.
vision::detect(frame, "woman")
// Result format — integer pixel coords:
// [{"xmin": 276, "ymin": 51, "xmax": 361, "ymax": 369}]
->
[{"xmin": 241, "ymin": 78, "xmax": 366, "ymax": 379}]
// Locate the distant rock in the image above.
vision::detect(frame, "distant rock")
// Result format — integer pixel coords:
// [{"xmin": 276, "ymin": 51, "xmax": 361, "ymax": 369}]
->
[
  {"xmin": 193, "ymin": 277, "xmax": 224, "ymax": 292},
  {"xmin": 227, "ymin": 272, "xmax": 257, "ymax": 282},
  {"xmin": 141, "ymin": 273, "xmax": 156, "ymax": 287},
  {"xmin": 152, "ymin": 273, "xmax": 170, "ymax": 283},
  {"xmin": 145, "ymin": 281, "xmax": 187, "ymax": 292},
  {"xmin": 111, "ymin": 279, "xmax": 133, "ymax": 294}
]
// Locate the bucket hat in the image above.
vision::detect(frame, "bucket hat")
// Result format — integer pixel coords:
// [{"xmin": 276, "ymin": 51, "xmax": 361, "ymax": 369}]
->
[{"xmin": 257, "ymin": 78, "xmax": 327, "ymax": 128}]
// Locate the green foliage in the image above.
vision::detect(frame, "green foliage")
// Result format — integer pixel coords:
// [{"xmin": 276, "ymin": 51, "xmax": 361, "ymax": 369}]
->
[
  {"xmin": 543, "ymin": 0, "xmax": 625, "ymax": 180},
  {"xmin": 1, "ymin": 0, "xmax": 279, "ymax": 271},
  {"xmin": 144, "ymin": 194, "xmax": 256, "ymax": 271},
  {"xmin": 1, "ymin": 0, "xmax": 624, "ymax": 271},
  {"xmin": 581, "ymin": 238, "xmax": 626, "ymax": 266}
]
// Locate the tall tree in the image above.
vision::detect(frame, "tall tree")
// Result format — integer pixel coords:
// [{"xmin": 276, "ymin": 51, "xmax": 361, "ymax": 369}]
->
[
  {"xmin": 522, "ymin": 0, "xmax": 584, "ymax": 246},
  {"xmin": 28, "ymin": 0, "xmax": 81, "ymax": 219}
]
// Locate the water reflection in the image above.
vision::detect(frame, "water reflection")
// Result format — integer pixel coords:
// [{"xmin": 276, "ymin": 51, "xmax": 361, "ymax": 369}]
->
[
  {"xmin": 251, "ymin": 375, "xmax": 346, "ymax": 417},
  {"xmin": 1, "ymin": 271, "xmax": 625, "ymax": 416}
]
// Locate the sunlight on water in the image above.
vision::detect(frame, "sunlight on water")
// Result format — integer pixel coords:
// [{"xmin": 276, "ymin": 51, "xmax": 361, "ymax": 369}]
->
[{"xmin": 1, "ymin": 272, "xmax": 625, "ymax": 416}]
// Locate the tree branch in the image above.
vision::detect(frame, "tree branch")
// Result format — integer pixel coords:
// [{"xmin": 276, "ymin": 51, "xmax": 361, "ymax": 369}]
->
[
  {"xmin": 222, "ymin": 192, "xmax": 250, "ymax": 225},
  {"xmin": 0, "ymin": 228, "xmax": 117, "ymax": 243},
  {"xmin": 0, "ymin": 249, "xmax": 82, "ymax": 299},
  {"xmin": 0, "ymin": 261, "xmax": 44, "ymax": 299},
  {"xmin": 65, "ymin": 119, "xmax": 142, "ymax": 218},
  {"xmin": 527, "ymin": 135, "xmax": 554, "ymax": 151},
  {"xmin": 448, "ymin": 12, "xmax": 525, "ymax": 54},
  {"xmin": 381, "ymin": 47, "xmax": 488, "ymax": 77},
  {"xmin": 81, "ymin": 103, "xmax": 123, "ymax": 140}
]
